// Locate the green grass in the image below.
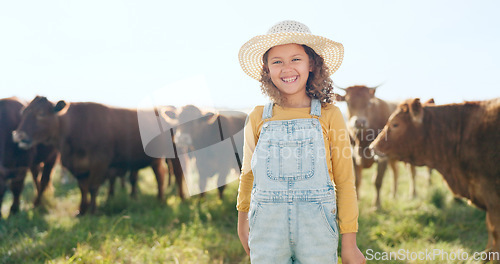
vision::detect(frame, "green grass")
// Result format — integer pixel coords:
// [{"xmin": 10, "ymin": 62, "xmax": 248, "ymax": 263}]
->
[
  {"xmin": 0, "ymin": 164, "xmax": 491, "ymax": 263},
  {"xmin": 355, "ymin": 165, "xmax": 488, "ymax": 264}
]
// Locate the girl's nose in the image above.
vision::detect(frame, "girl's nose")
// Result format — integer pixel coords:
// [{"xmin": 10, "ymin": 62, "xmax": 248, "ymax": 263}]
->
[{"xmin": 281, "ymin": 62, "xmax": 293, "ymax": 72}]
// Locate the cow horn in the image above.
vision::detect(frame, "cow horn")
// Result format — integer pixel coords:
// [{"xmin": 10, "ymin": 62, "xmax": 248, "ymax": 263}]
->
[
  {"xmin": 333, "ymin": 83, "xmax": 347, "ymax": 91},
  {"xmin": 369, "ymin": 82, "xmax": 385, "ymax": 90}
]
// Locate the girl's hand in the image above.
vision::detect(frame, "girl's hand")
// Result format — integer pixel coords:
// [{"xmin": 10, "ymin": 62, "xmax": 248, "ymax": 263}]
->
[
  {"xmin": 237, "ymin": 211, "xmax": 250, "ymax": 256},
  {"xmin": 341, "ymin": 233, "xmax": 366, "ymax": 264}
]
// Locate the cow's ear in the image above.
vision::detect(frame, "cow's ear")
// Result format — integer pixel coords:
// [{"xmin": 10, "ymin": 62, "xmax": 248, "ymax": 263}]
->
[
  {"xmin": 54, "ymin": 100, "xmax": 69, "ymax": 115},
  {"xmin": 334, "ymin": 94, "xmax": 345, "ymax": 102},
  {"xmin": 369, "ymin": 88, "xmax": 376, "ymax": 98},
  {"xmin": 409, "ymin": 98, "xmax": 423, "ymax": 124},
  {"xmin": 205, "ymin": 112, "xmax": 219, "ymax": 125},
  {"xmin": 159, "ymin": 107, "xmax": 177, "ymax": 125},
  {"xmin": 424, "ymin": 98, "xmax": 435, "ymax": 105},
  {"xmin": 164, "ymin": 111, "xmax": 176, "ymax": 119},
  {"xmin": 400, "ymin": 103, "xmax": 409, "ymax": 113}
]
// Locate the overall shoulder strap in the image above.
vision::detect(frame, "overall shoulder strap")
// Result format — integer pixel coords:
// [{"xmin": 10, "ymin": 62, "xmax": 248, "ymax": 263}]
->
[
  {"xmin": 310, "ymin": 98, "xmax": 322, "ymax": 117},
  {"xmin": 262, "ymin": 101, "xmax": 274, "ymax": 120}
]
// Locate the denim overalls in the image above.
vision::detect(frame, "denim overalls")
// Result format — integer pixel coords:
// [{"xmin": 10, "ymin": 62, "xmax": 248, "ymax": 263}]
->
[{"xmin": 249, "ymin": 99, "xmax": 339, "ymax": 264}]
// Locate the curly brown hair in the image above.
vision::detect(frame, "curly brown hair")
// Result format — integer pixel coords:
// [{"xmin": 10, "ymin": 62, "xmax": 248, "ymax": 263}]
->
[{"xmin": 260, "ymin": 44, "xmax": 334, "ymax": 107}]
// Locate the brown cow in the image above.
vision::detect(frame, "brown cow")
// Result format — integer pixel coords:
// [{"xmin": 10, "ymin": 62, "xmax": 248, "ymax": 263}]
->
[
  {"xmin": 162, "ymin": 105, "xmax": 246, "ymax": 198},
  {"xmin": 141, "ymin": 105, "xmax": 185, "ymax": 199},
  {"xmin": 12, "ymin": 96, "xmax": 166, "ymax": 215},
  {"xmin": 0, "ymin": 97, "xmax": 58, "ymax": 218},
  {"xmin": 371, "ymin": 98, "xmax": 500, "ymax": 257},
  {"xmin": 335, "ymin": 85, "xmax": 401, "ymax": 208},
  {"xmin": 161, "ymin": 106, "xmax": 185, "ymax": 199}
]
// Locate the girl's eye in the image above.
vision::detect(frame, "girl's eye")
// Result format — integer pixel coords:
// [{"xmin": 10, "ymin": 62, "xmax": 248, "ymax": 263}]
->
[
  {"xmin": 272, "ymin": 60, "xmax": 282, "ymax": 65},
  {"xmin": 391, "ymin": 123, "xmax": 399, "ymax": 128},
  {"xmin": 292, "ymin": 58, "xmax": 301, "ymax": 62}
]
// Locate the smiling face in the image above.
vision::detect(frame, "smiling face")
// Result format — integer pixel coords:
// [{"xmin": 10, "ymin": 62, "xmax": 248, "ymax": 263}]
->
[{"xmin": 266, "ymin": 43, "xmax": 312, "ymax": 107}]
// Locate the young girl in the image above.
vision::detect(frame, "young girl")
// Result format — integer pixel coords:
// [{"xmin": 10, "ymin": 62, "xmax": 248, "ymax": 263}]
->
[{"xmin": 237, "ymin": 20, "xmax": 365, "ymax": 263}]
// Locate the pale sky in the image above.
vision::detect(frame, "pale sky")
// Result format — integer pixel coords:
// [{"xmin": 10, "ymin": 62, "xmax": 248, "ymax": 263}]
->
[{"xmin": 1, "ymin": 0, "xmax": 499, "ymax": 114}]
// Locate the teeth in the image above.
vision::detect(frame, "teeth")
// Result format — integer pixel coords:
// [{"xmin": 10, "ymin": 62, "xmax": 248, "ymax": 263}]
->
[{"xmin": 282, "ymin": 76, "xmax": 297, "ymax": 83}]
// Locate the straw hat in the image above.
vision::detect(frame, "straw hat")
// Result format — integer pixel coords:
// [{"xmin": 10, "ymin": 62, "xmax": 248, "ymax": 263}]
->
[{"xmin": 238, "ymin": 20, "xmax": 344, "ymax": 80}]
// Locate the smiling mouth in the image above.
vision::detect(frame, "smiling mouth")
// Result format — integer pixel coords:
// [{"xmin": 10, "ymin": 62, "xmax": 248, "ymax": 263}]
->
[{"xmin": 281, "ymin": 76, "xmax": 298, "ymax": 83}]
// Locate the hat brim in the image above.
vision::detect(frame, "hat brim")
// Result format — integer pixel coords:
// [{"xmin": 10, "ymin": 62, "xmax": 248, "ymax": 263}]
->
[{"xmin": 238, "ymin": 32, "xmax": 344, "ymax": 80}]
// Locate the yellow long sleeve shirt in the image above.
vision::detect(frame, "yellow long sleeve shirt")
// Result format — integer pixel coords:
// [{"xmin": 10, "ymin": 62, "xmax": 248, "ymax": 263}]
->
[{"xmin": 236, "ymin": 103, "xmax": 359, "ymax": 234}]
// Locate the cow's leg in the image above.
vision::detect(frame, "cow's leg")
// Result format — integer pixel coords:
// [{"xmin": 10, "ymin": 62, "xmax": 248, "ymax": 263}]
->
[
  {"xmin": 407, "ymin": 163, "xmax": 417, "ymax": 199},
  {"xmin": 107, "ymin": 168, "xmax": 127, "ymax": 200},
  {"xmin": 108, "ymin": 173, "xmax": 116, "ymax": 198},
  {"xmin": 217, "ymin": 185, "xmax": 226, "ymax": 200},
  {"xmin": 30, "ymin": 164, "xmax": 42, "ymax": 196},
  {"xmin": 479, "ymin": 177, "xmax": 500, "ymax": 262},
  {"xmin": 120, "ymin": 172, "xmax": 126, "ymax": 189},
  {"xmin": 88, "ymin": 162, "xmax": 109, "ymax": 214},
  {"xmin": 486, "ymin": 209, "xmax": 500, "ymax": 261},
  {"xmin": 485, "ymin": 198, "xmax": 500, "ymax": 260},
  {"xmin": 77, "ymin": 176, "xmax": 90, "ymax": 216},
  {"xmin": 389, "ymin": 159, "xmax": 399, "ymax": 198},
  {"xmin": 486, "ymin": 211, "xmax": 494, "ymax": 251},
  {"xmin": 171, "ymin": 158, "xmax": 185, "ymax": 200},
  {"xmin": 166, "ymin": 159, "xmax": 174, "ymax": 187},
  {"xmin": 408, "ymin": 164, "xmax": 417, "ymax": 198},
  {"xmin": 0, "ymin": 176, "xmax": 6, "ymax": 219},
  {"xmin": 198, "ymin": 170, "xmax": 208, "ymax": 198},
  {"xmin": 151, "ymin": 158, "xmax": 166, "ymax": 201},
  {"xmin": 33, "ymin": 154, "xmax": 57, "ymax": 207},
  {"xmin": 89, "ymin": 184, "xmax": 100, "ymax": 214},
  {"xmin": 373, "ymin": 159, "xmax": 388, "ymax": 209},
  {"xmin": 427, "ymin": 167, "xmax": 433, "ymax": 186},
  {"xmin": 353, "ymin": 162, "xmax": 362, "ymax": 200},
  {"xmin": 108, "ymin": 168, "xmax": 128, "ymax": 198},
  {"xmin": 129, "ymin": 170, "xmax": 139, "ymax": 198},
  {"xmin": 107, "ymin": 168, "xmax": 118, "ymax": 199},
  {"xmin": 217, "ymin": 168, "xmax": 229, "ymax": 200},
  {"xmin": 9, "ymin": 170, "xmax": 28, "ymax": 215}
]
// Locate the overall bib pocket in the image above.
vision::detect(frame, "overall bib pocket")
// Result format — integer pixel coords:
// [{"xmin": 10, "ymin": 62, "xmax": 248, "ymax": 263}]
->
[{"xmin": 264, "ymin": 138, "xmax": 315, "ymax": 181}]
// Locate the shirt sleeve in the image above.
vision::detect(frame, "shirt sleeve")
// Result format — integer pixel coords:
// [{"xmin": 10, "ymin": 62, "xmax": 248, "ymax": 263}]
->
[
  {"xmin": 236, "ymin": 107, "xmax": 260, "ymax": 212},
  {"xmin": 329, "ymin": 107, "xmax": 359, "ymax": 233}
]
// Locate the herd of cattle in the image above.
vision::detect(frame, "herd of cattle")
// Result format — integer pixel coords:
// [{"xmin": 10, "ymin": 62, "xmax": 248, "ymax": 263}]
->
[{"xmin": 0, "ymin": 87, "xmax": 499, "ymax": 255}]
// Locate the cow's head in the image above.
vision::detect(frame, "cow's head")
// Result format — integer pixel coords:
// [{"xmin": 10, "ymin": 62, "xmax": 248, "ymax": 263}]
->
[
  {"xmin": 335, "ymin": 85, "xmax": 379, "ymax": 131},
  {"xmin": 370, "ymin": 98, "xmax": 427, "ymax": 163},
  {"xmin": 161, "ymin": 105, "xmax": 218, "ymax": 153},
  {"xmin": 12, "ymin": 96, "xmax": 68, "ymax": 149}
]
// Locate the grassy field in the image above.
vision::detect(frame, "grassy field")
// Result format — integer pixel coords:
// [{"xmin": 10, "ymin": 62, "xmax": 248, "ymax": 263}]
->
[{"xmin": 0, "ymin": 164, "xmax": 491, "ymax": 263}]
